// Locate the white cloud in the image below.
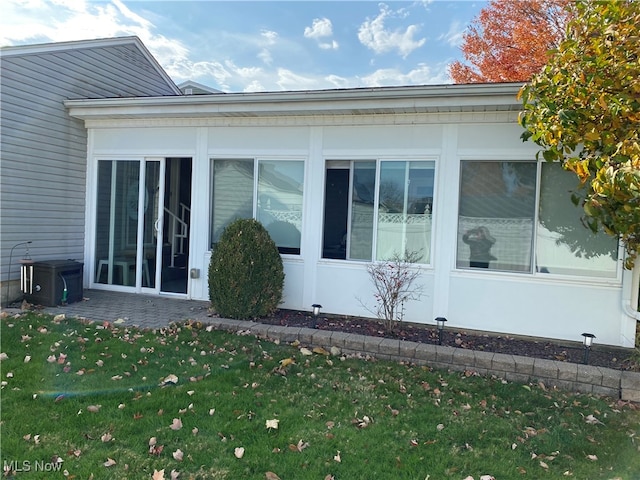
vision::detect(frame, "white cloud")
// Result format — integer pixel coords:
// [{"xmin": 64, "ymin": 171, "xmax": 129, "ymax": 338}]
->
[
  {"xmin": 439, "ymin": 20, "xmax": 465, "ymax": 48},
  {"xmin": 304, "ymin": 17, "xmax": 338, "ymax": 50},
  {"xmin": 304, "ymin": 17, "xmax": 333, "ymax": 39},
  {"xmin": 358, "ymin": 3, "xmax": 425, "ymax": 58},
  {"xmin": 319, "ymin": 40, "xmax": 339, "ymax": 50},
  {"xmin": 261, "ymin": 29, "xmax": 278, "ymax": 45},
  {"xmin": 359, "ymin": 63, "xmax": 450, "ymax": 87}
]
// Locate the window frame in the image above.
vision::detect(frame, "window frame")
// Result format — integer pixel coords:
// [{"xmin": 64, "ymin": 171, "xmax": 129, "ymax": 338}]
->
[
  {"xmin": 323, "ymin": 156, "xmax": 437, "ymax": 265},
  {"xmin": 455, "ymin": 157, "xmax": 622, "ymax": 281},
  {"xmin": 210, "ymin": 156, "xmax": 306, "ymax": 256}
]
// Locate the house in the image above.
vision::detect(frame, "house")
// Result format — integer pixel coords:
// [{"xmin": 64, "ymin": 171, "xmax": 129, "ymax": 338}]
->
[
  {"xmin": 178, "ymin": 80, "xmax": 223, "ymax": 95},
  {"xmin": 0, "ymin": 36, "xmax": 181, "ymax": 304},
  {"xmin": 2, "ymin": 37, "xmax": 638, "ymax": 347}
]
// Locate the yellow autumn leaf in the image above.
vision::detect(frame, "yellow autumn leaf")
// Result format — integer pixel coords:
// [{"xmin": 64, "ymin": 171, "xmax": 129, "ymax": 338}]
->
[{"xmin": 279, "ymin": 358, "xmax": 295, "ymax": 367}]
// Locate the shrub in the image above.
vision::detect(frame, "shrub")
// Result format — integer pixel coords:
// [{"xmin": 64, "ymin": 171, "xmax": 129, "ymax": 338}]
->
[
  {"xmin": 208, "ymin": 218, "xmax": 284, "ymax": 319},
  {"xmin": 360, "ymin": 251, "xmax": 423, "ymax": 333}
]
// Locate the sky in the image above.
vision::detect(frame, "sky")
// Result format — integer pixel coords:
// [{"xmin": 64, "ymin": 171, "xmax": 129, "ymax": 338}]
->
[{"xmin": 1, "ymin": 0, "xmax": 487, "ymax": 93}]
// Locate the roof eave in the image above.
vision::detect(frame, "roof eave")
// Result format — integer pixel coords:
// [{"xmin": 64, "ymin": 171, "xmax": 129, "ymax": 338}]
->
[{"xmin": 66, "ymin": 83, "xmax": 525, "ymax": 120}]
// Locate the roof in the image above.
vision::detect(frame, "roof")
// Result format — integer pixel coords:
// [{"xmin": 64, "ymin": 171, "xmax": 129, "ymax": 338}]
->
[
  {"xmin": 178, "ymin": 80, "xmax": 223, "ymax": 95},
  {"xmin": 1, "ymin": 36, "xmax": 182, "ymax": 96},
  {"xmin": 65, "ymin": 82, "xmax": 526, "ymax": 121}
]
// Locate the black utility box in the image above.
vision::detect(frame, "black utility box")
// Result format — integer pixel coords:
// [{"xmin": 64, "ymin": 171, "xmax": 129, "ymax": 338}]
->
[{"xmin": 25, "ymin": 260, "xmax": 84, "ymax": 307}]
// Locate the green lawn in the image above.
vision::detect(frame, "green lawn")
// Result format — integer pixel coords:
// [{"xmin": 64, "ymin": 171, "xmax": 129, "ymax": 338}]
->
[{"xmin": 1, "ymin": 312, "xmax": 638, "ymax": 479}]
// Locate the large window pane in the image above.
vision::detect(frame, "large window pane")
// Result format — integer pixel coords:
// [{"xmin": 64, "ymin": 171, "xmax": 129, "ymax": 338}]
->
[
  {"xmin": 537, "ymin": 162, "xmax": 618, "ymax": 277},
  {"xmin": 257, "ymin": 160, "xmax": 304, "ymax": 254},
  {"xmin": 211, "ymin": 159, "xmax": 254, "ymax": 245},
  {"xmin": 457, "ymin": 161, "xmax": 537, "ymax": 272},
  {"xmin": 211, "ymin": 159, "xmax": 304, "ymax": 255},
  {"xmin": 349, "ymin": 161, "xmax": 376, "ymax": 260},
  {"xmin": 376, "ymin": 161, "xmax": 434, "ymax": 263}
]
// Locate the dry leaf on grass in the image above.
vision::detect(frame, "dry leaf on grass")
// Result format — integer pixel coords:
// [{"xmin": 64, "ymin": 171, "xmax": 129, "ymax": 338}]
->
[
  {"xmin": 169, "ymin": 418, "xmax": 183, "ymax": 430},
  {"xmin": 173, "ymin": 449, "xmax": 184, "ymax": 461},
  {"xmin": 265, "ymin": 472, "xmax": 281, "ymax": 480},
  {"xmin": 152, "ymin": 469, "xmax": 165, "ymax": 480},
  {"xmin": 289, "ymin": 439, "xmax": 309, "ymax": 452},
  {"xmin": 265, "ymin": 419, "xmax": 279, "ymax": 430},
  {"xmin": 234, "ymin": 447, "xmax": 245, "ymax": 458},
  {"xmin": 103, "ymin": 458, "xmax": 116, "ymax": 467}
]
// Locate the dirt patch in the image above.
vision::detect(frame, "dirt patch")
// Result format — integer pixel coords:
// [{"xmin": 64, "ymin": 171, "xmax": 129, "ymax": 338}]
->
[{"xmin": 256, "ymin": 309, "xmax": 639, "ymax": 372}]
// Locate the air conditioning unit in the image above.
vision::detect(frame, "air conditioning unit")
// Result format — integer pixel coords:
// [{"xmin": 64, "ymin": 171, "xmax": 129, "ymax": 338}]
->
[{"xmin": 25, "ymin": 260, "xmax": 84, "ymax": 307}]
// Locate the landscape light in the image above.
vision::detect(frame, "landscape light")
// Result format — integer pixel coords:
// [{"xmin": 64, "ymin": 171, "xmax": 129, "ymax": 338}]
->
[
  {"xmin": 582, "ymin": 333, "xmax": 596, "ymax": 364},
  {"xmin": 311, "ymin": 304, "xmax": 322, "ymax": 329},
  {"xmin": 435, "ymin": 317, "xmax": 447, "ymax": 345}
]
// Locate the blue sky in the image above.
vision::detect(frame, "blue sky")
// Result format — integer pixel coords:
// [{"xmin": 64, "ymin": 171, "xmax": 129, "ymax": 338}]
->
[{"xmin": 1, "ymin": 0, "xmax": 487, "ymax": 92}]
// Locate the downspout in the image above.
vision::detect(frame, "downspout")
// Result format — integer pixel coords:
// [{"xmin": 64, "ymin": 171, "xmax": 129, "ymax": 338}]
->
[{"xmin": 623, "ymin": 261, "xmax": 640, "ymax": 319}]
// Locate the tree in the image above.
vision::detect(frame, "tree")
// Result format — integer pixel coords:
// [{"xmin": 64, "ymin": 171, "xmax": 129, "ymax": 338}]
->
[
  {"xmin": 519, "ymin": 0, "xmax": 640, "ymax": 268},
  {"xmin": 449, "ymin": 0, "xmax": 573, "ymax": 83}
]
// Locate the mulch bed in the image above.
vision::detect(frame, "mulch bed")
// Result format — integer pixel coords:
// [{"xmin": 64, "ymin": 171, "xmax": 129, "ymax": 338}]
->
[{"xmin": 257, "ymin": 309, "xmax": 639, "ymax": 372}]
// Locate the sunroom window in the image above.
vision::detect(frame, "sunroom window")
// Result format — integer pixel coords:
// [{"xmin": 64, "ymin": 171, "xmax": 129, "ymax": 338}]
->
[
  {"xmin": 323, "ymin": 159, "xmax": 435, "ymax": 263},
  {"xmin": 536, "ymin": 162, "xmax": 618, "ymax": 277},
  {"xmin": 210, "ymin": 158, "xmax": 304, "ymax": 254},
  {"xmin": 457, "ymin": 160, "xmax": 618, "ymax": 277}
]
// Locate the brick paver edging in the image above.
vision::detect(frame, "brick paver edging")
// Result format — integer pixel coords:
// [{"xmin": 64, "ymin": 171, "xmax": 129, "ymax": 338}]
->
[{"xmin": 209, "ymin": 318, "xmax": 640, "ymax": 402}]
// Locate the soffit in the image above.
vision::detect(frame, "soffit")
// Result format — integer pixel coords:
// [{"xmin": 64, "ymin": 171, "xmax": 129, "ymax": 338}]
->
[{"xmin": 66, "ymin": 83, "xmax": 524, "ymax": 121}]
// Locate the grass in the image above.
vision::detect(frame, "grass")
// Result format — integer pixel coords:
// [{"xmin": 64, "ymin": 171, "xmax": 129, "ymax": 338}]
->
[{"xmin": 1, "ymin": 312, "xmax": 639, "ymax": 480}]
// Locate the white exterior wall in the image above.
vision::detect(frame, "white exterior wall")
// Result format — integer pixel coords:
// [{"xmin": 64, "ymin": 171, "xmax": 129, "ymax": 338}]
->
[{"xmin": 84, "ymin": 113, "xmax": 635, "ymax": 347}]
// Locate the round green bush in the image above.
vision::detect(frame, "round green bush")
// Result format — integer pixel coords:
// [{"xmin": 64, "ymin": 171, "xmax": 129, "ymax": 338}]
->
[{"xmin": 208, "ymin": 218, "xmax": 284, "ymax": 319}]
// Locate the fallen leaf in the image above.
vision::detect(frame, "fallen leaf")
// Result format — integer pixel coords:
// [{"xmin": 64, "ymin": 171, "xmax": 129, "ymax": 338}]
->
[
  {"xmin": 539, "ymin": 461, "xmax": 549, "ymax": 469},
  {"xmin": 87, "ymin": 405, "xmax": 101, "ymax": 413},
  {"xmin": 24, "ymin": 355, "xmax": 31, "ymax": 363},
  {"xmin": 170, "ymin": 418, "xmax": 183, "ymax": 430},
  {"xmin": 265, "ymin": 472, "xmax": 281, "ymax": 480},
  {"xmin": 103, "ymin": 458, "xmax": 116, "ymax": 467},
  {"xmin": 586, "ymin": 454, "xmax": 598, "ymax": 461},
  {"xmin": 0, "ymin": 353, "xmax": 8, "ymax": 361},
  {"xmin": 289, "ymin": 439, "xmax": 310, "ymax": 452},
  {"xmin": 234, "ymin": 447, "xmax": 245, "ymax": 458},
  {"xmin": 161, "ymin": 374, "xmax": 179, "ymax": 386},
  {"xmin": 152, "ymin": 469, "xmax": 165, "ymax": 480},
  {"xmin": 299, "ymin": 348, "xmax": 313, "ymax": 356},
  {"xmin": 173, "ymin": 449, "xmax": 184, "ymax": 461},
  {"xmin": 280, "ymin": 357, "xmax": 295, "ymax": 367},
  {"xmin": 313, "ymin": 346, "xmax": 330, "ymax": 355},
  {"xmin": 334, "ymin": 451, "xmax": 341, "ymax": 462},
  {"xmin": 266, "ymin": 419, "xmax": 279, "ymax": 430},
  {"xmin": 436, "ymin": 423, "xmax": 445, "ymax": 431},
  {"xmin": 584, "ymin": 414, "xmax": 604, "ymax": 425},
  {"xmin": 101, "ymin": 433, "xmax": 112, "ymax": 442},
  {"xmin": 480, "ymin": 476, "xmax": 496, "ymax": 480},
  {"xmin": 170, "ymin": 470, "xmax": 180, "ymax": 480}
]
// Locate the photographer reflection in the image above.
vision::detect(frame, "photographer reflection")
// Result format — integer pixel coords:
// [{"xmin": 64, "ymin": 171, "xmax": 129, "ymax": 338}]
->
[{"xmin": 463, "ymin": 226, "xmax": 497, "ymax": 268}]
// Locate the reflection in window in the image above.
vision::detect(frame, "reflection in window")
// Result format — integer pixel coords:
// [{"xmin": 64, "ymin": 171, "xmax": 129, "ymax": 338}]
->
[
  {"xmin": 323, "ymin": 159, "xmax": 435, "ymax": 264},
  {"xmin": 457, "ymin": 161, "xmax": 537, "ymax": 272},
  {"xmin": 537, "ymin": 162, "xmax": 618, "ymax": 277},
  {"xmin": 257, "ymin": 161, "xmax": 304, "ymax": 255},
  {"xmin": 210, "ymin": 159, "xmax": 304, "ymax": 254},
  {"xmin": 457, "ymin": 160, "xmax": 620, "ymax": 278}
]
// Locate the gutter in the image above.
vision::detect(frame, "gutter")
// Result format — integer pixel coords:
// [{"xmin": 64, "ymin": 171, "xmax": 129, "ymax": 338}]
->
[{"xmin": 64, "ymin": 83, "xmax": 525, "ymax": 120}]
